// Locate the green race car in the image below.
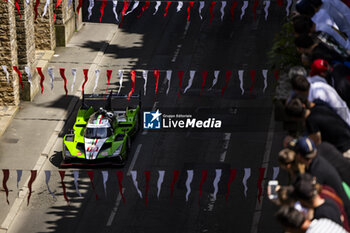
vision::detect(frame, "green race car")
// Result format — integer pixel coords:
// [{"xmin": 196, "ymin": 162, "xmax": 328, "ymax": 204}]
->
[{"xmin": 61, "ymin": 92, "xmax": 140, "ymax": 167}]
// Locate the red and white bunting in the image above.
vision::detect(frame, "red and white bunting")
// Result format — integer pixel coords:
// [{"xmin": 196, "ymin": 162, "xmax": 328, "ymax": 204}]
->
[
  {"xmin": 82, "ymin": 69, "xmax": 89, "ymax": 94},
  {"xmin": 166, "ymin": 70, "xmax": 172, "ymax": 95},
  {"xmin": 238, "ymin": 70, "xmax": 244, "ymax": 95},
  {"xmin": 27, "ymin": 170, "xmax": 37, "ymax": 205},
  {"xmin": 119, "ymin": 1, "xmax": 129, "ymax": 27},
  {"xmin": 220, "ymin": 1, "xmax": 226, "ymax": 21},
  {"xmin": 48, "ymin": 67, "xmax": 54, "ymax": 90},
  {"xmin": 71, "ymin": 68, "xmax": 76, "ymax": 92},
  {"xmin": 131, "ymin": 170, "xmax": 143, "ymax": 198},
  {"xmin": 164, "ymin": 1, "xmax": 171, "ymax": 17},
  {"xmin": 154, "ymin": 70, "xmax": 160, "ymax": 96},
  {"xmin": 44, "ymin": 170, "xmax": 56, "ymax": 199},
  {"xmin": 105, "ymin": 69, "xmax": 113, "ymax": 94},
  {"xmin": 273, "ymin": 167, "xmax": 280, "ymax": 180},
  {"xmin": 54, "ymin": 0, "xmax": 63, "ymax": 21},
  {"xmin": 178, "ymin": 70, "xmax": 184, "ymax": 98},
  {"xmin": 36, "ymin": 67, "xmax": 45, "ymax": 94},
  {"xmin": 176, "ymin": 1, "xmax": 183, "ymax": 12},
  {"xmin": 253, "ymin": 0, "xmax": 259, "ymax": 21},
  {"xmin": 87, "ymin": 170, "xmax": 99, "ymax": 200},
  {"xmin": 138, "ymin": 1, "xmax": 150, "ymax": 18},
  {"xmin": 153, "ymin": 1, "xmax": 161, "ymax": 15},
  {"xmin": 2, "ymin": 169, "xmax": 10, "ymax": 204},
  {"xmin": 240, "ymin": 1, "xmax": 248, "ymax": 20},
  {"xmin": 59, "ymin": 170, "xmax": 69, "ymax": 204},
  {"xmin": 186, "ymin": 1, "xmax": 194, "ymax": 22},
  {"xmin": 126, "ymin": 1, "xmax": 140, "ymax": 15},
  {"xmin": 242, "ymin": 168, "xmax": 251, "ymax": 197},
  {"xmin": 24, "ymin": 66, "xmax": 32, "ymax": 87},
  {"xmin": 212, "ymin": 169, "xmax": 222, "ymax": 200},
  {"xmin": 286, "ymin": 0, "xmax": 292, "ymax": 16},
  {"xmin": 118, "ymin": 70, "xmax": 124, "ymax": 94},
  {"xmin": 257, "ymin": 168, "xmax": 266, "ymax": 203},
  {"xmin": 230, "ymin": 1, "xmax": 238, "ymax": 21},
  {"xmin": 199, "ymin": 170, "xmax": 208, "ymax": 205},
  {"xmin": 67, "ymin": 0, "xmax": 73, "ymax": 13},
  {"xmin": 250, "ymin": 69, "xmax": 256, "ymax": 94},
  {"xmin": 185, "ymin": 170, "xmax": 194, "ymax": 201},
  {"xmin": 225, "ymin": 169, "xmax": 237, "ymax": 201},
  {"xmin": 93, "ymin": 69, "xmax": 100, "ymax": 93},
  {"xmin": 112, "ymin": 0, "xmax": 119, "ymax": 22},
  {"xmin": 198, "ymin": 1, "xmax": 204, "ymax": 20},
  {"xmin": 210, "ymin": 70, "xmax": 220, "ymax": 89},
  {"xmin": 2, "ymin": 65, "xmax": 9, "ymax": 83},
  {"xmin": 262, "ymin": 69, "xmax": 268, "ymax": 93},
  {"xmin": 128, "ymin": 70, "xmax": 136, "ymax": 100},
  {"xmin": 59, "ymin": 68, "xmax": 68, "ymax": 96},
  {"xmin": 221, "ymin": 70, "xmax": 231, "ymax": 96},
  {"xmin": 200, "ymin": 71, "xmax": 208, "ymax": 96},
  {"xmin": 144, "ymin": 171, "xmax": 150, "ymax": 206},
  {"xmin": 77, "ymin": 0, "xmax": 83, "ymax": 20},
  {"xmin": 88, "ymin": 0, "xmax": 94, "ymax": 20},
  {"xmin": 184, "ymin": 70, "xmax": 195, "ymax": 93},
  {"xmin": 102, "ymin": 170, "xmax": 109, "ymax": 198},
  {"xmin": 116, "ymin": 171, "xmax": 126, "ymax": 203},
  {"xmin": 209, "ymin": 1, "xmax": 216, "ymax": 24},
  {"xmin": 73, "ymin": 170, "xmax": 82, "ymax": 197},
  {"xmin": 156, "ymin": 170, "xmax": 165, "ymax": 199},
  {"xmin": 13, "ymin": 66, "xmax": 24, "ymax": 90},
  {"xmin": 16, "ymin": 170, "xmax": 22, "ymax": 189},
  {"xmin": 100, "ymin": 0, "xmax": 107, "ymax": 22},
  {"xmin": 42, "ymin": 0, "xmax": 50, "ymax": 17},
  {"xmin": 264, "ymin": 1, "xmax": 270, "ymax": 21},
  {"xmin": 170, "ymin": 170, "xmax": 180, "ymax": 200},
  {"xmin": 142, "ymin": 70, "xmax": 148, "ymax": 95}
]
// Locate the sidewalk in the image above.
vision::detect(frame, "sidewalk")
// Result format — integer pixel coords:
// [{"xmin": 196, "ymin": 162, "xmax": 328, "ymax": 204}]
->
[{"xmin": 0, "ymin": 23, "xmax": 118, "ymax": 232}]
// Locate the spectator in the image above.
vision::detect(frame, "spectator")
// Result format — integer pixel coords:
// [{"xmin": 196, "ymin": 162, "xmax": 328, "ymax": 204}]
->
[
  {"xmin": 278, "ymin": 148, "xmax": 304, "ymax": 182},
  {"xmin": 285, "ymin": 96, "xmax": 350, "ymax": 156},
  {"xmin": 276, "ymin": 206, "xmax": 348, "ymax": 233},
  {"xmin": 291, "ymin": 74, "xmax": 350, "ymax": 126}
]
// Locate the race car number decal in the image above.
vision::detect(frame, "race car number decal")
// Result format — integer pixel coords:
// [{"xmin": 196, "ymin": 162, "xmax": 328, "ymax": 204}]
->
[{"xmin": 86, "ymin": 146, "xmax": 99, "ymax": 152}]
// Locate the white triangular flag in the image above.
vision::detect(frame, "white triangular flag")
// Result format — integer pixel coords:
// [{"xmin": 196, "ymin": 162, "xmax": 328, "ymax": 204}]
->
[
  {"xmin": 184, "ymin": 70, "xmax": 195, "ymax": 93},
  {"xmin": 166, "ymin": 70, "xmax": 172, "ymax": 95},
  {"xmin": 42, "ymin": 0, "xmax": 50, "ymax": 17},
  {"xmin": 220, "ymin": 1, "xmax": 227, "ymax": 21},
  {"xmin": 153, "ymin": 1, "xmax": 161, "ymax": 15},
  {"xmin": 210, "ymin": 70, "xmax": 220, "ymax": 89},
  {"xmin": 88, "ymin": 0, "xmax": 94, "ymax": 20},
  {"xmin": 185, "ymin": 170, "xmax": 194, "ymax": 201},
  {"xmin": 262, "ymin": 69, "xmax": 268, "ymax": 93},
  {"xmin": 141, "ymin": 70, "xmax": 148, "ymax": 96},
  {"xmin": 73, "ymin": 170, "xmax": 82, "ymax": 197},
  {"xmin": 213, "ymin": 169, "xmax": 222, "ymax": 200},
  {"xmin": 272, "ymin": 167, "xmax": 280, "ymax": 180},
  {"xmin": 118, "ymin": 70, "xmax": 124, "ymax": 94},
  {"xmin": 131, "ymin": 170, "xmax": 143, "ymax": 198},
  {"xmin": 264, "ymin": 1, "xmax": 270, "ymax": 21},
  {"xmin": 112, "ymin": 1, "xmax": 119, "ymax": 22},
  {"xmin": 177, "ymin": 1, "xmax": 183, "ymax": 12},
  {"xmin": 242, "ymin": 168, "xmax": 251, "ymax": 197},
  {"xmin": 16, "ymin": 170, "xmax": 22, "ymax": 189},
  {"xmin": 24, "ymin": 66, "xmax": 32, "ymax": 87},
  {"xmin": 71, "ymin": 68, "xmax": 77, "ymax": 92},
  {"xmin": 102, "ymin": 170, "xmax": 109, "ymax": 198},
  {"xmin": 45, "ymin": 170, "xmax": 56, "ymax": 199},
  {"xmin": 93, "ymin": 69, "xmax": 100, "ymax": 93},
  {"xmin": 48, "ymin": 67, "xmax": 54, "ymax": 90},
  {"xmin": 2, "ymin": 65, "xmax": 9, "ymax": 83},
  {"xmin": 240, "ymin": 1, "xmax": 248, "ymax": 20},
  {"xmin": 286, "ymin": 0, "xmax": 292, "ymax": 16},
  {"xmin": 238, "ymin": 70, "xmax": 244, "ymax": 95},
  {"xmin": 67, "ymin": 0, "xmax": 73, "ymax": 12},
  {"xmin": 25, "ymin": 0, "xmax": 29, "ymax": 4},
  {"xmin": 199, "ymin": 1, "xmax": 205, "ymax": 20},
  {"xmin": 157, "ymin": 170, "xmax": 165, "ymax": 198},
  {"xmin": 126, "ymin": 1, "xmax": 140, "ymax": 15}
]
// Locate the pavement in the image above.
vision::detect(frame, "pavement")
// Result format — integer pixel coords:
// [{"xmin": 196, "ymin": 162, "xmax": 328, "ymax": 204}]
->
[{"xmin": 0, "ymin": 22, "xmax": 119, "ymax": 232}]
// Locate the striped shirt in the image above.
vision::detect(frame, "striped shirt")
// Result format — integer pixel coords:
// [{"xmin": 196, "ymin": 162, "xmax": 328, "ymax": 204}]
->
[{"xmin": 306, "ymin": 219, "xmax": 347, "ymax": 233}]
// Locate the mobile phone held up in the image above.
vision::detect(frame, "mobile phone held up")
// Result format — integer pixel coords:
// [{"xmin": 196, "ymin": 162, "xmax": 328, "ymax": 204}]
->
[{"xmin": 267, "ymin": 180, "xmax": 279, "ymax": 200}]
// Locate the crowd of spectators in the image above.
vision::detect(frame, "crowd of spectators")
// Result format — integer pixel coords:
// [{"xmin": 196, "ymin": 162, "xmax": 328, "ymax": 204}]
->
[{"xmin": 269, "ymin": 0, "xmax": 350, "ymax": 232}]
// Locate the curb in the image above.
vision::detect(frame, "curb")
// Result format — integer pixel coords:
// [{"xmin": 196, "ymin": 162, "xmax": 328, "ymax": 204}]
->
[{"xmin": 0, "ymin": 25, "xmax": 120, "ymax": 233}]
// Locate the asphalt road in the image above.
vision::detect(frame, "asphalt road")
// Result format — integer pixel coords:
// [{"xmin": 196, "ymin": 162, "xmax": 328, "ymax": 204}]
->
[{"xmin": 4, "ymin": 1, "xmax": 289, "ymax": 233}]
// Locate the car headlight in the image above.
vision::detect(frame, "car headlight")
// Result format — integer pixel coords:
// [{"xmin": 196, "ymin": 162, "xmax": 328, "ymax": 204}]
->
[{"xmin": 111, "ymin": 144, "xmax": 123, "ymax": 157}]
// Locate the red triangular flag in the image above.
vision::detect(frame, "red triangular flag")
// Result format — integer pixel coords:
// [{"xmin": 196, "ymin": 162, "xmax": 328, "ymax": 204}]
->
[
  {"xmin": 87, "ymin": 171, "xmax": 99, "ymax": 200},
  {"xmin": 187, "ymin": 1, "xmax": 194, "ymax": 22},
  {"xmin": 230, "ymin": 1, "xmax": 238, "ymax": 21},
  {"xmin": 209, "ymin": 1, "xmax": 216, "ymax": 24},
  {"xmin": 36, "ymin": 67, "xmax": 45, "ymax": 94},
  {"xmin": 13, "ymin": 66, "xmax": 24, "ymax": 90},
  {"xmin": 257, "ymin": 168, "xmax": 266, "ymax": 203},
  {"xmin": 116, "ymin": 171, "xmax": 126, "ymax": 203},
  {"xmin": 250, "ymin": 70, "xmax": 256, "ymax": 94},
  {"xmin": 252, "ymin": 0, "xmax": 259, "ymax": 21},
  {"xmin": 199, "ymin": 170, "xmax": 208, "ymax": 206},
  {"xmin": 100, "ymin": 0, "xmax": 107, "ymax": 22},
  {"xmin": 137, "ymin": 1, "xmax": 150, "ymax": 18},
  {"xmin": 2, "ymin": 169, "xmax": 9, "ymax": 205},
  {"xmin": 178, "ymin": 71, "xmax": 184, "ymax": 98},
  {"xmin": 144, "ymin": 171, "xmax": 151, "ymax": 207},
  {"xmin": 277, "ymin": 0, "xmax": 283, "ymax": 6},
  {"xmin": 15, "ymin": 0, "xmax": 21, "ymax": 19},
  {"xmin": 164, "ymin": 1, "xmax": 171, "ymax": 17},
  {"xmin": 54, "ymin": 0, "xmax": 63, "ymax": 22},
  {"xmin": 128, "ymin": 70, "xmax": 136, "ymax": 100},
  {"xmin": 170, "ymin": 170, "xmax": 180, "ymax": 200},
  {"xmin": 154, "ymin": 70, "xmax": 160, "ymax": 96},
  {"xmin": 225, "ymin": 169, "xmax": 237, "ymax": 201},
  {"xmin": 120, "ymin": 1, "xmax": 130, "ymax": 27},
  {"xmin": 59, "ymin": 171, "xmax": 69, "ymax": 204},
  {"xmin": 59, "ymin": 68, "xmax": 68, "ymax": 96},
  {"xmin": 200, "ymin": 71, "xmax": 208, "ymax": 96},
  {"xmin": 34, "ymin": 0, "xmax": 40, "ymax": 20},
  {"xmin": 76, "ymin": 0, "xmax": 83, "ymax": 20},
  {"xmin": 82, "ymin": 69, "xmax": 89, "ymax": 94},
  {"xmin": 27, "ymin": 170, "xmax": 37, "ymax": 206},
  {"xmin": 105, "ymin": 70, "xmax": 113, "ymax": 95},
  {"xmin": 274, "ymin": 69, "xmax": 279, "ymax": 80},
  {"xmin": 221, "ymin": 70, "xmax": 232, "ymax": 96}
]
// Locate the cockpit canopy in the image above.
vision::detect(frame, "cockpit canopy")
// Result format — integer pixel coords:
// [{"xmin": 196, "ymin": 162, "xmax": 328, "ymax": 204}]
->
[{"xmin": 84, "ymin": 127, "xmax": 113, "ymax": 139}]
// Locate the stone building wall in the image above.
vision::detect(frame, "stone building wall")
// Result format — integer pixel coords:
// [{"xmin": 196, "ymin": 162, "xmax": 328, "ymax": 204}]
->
[
  {"xmin": 54, "ymin": 0, "xmax": 77, "ymax": 46},
  {"xmin": 0, "ymin": 1, "xmax": 19, "ymax": 106},
  {"xmin": 34, "ymin": 0, "xmax": 56, "ymax": 50}
]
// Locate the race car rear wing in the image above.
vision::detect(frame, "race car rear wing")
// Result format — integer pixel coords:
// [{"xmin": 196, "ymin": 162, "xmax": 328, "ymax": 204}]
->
[{"xmin": 82, "ymin": 91, "xmax": 141, "ymax": 110}]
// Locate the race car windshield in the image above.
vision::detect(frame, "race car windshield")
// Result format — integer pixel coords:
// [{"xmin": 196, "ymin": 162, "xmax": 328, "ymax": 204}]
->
[{"xmin": 84, "ymin": 127, "xmax": 112, "ymax": 139}]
